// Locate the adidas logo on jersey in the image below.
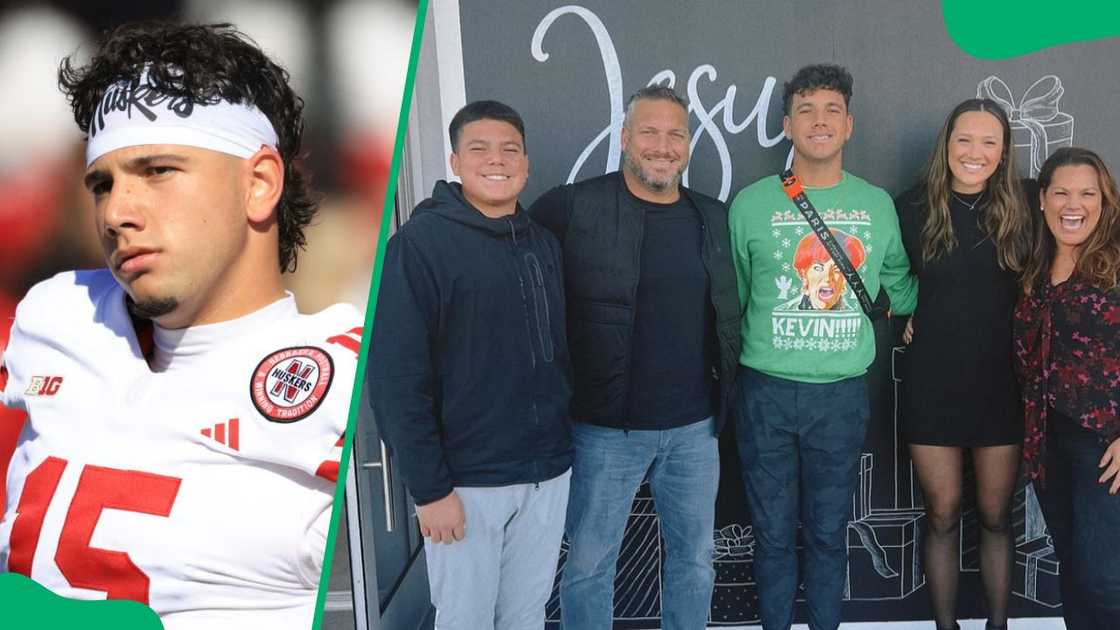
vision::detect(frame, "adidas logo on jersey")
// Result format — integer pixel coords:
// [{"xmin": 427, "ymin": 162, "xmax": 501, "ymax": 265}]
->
[
  {"xmin": 201, "ymin": 418, "xmax": 240, "ymax": 451},
  {"xmin": 24, "ymin": 375, "xmax": 63, "ymax": 396}
]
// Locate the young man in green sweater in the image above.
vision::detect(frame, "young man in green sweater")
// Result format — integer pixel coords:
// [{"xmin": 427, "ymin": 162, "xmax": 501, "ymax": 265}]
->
[{"xmin": 728, "ymin": 64, "xmax": 917, "ymax": 630}]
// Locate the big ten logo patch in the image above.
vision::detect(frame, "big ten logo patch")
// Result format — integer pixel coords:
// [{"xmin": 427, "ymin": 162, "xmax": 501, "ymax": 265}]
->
[
  {"xmin": 25, "ymin": 376, "xmax": 63, "ymax": 397},
  {"xmin": 250, "ymin": 347, "xmax": 333, "ymax": 423}
]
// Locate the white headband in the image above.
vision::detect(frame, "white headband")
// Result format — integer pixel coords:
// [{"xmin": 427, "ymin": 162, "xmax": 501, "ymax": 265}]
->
[{"xmin": 85, "ymin": 69, "xmax": 279, "ymax": 167}]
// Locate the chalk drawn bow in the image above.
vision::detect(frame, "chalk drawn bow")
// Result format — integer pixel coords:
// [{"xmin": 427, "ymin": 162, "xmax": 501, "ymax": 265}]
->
[{"xmin": 976, "ymin": 75, "xmax": 1069, "ymax": 176}]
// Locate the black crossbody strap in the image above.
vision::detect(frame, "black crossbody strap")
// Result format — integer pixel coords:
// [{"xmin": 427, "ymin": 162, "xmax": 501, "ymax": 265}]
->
[{"xmin": 779, "ymin": 169, "xmax": 878, "ymax": 316}]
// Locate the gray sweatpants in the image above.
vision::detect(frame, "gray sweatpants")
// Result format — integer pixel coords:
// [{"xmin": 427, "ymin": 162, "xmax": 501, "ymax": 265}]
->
[{"xmin": 425, "ymin": 469, "xmax": 571, "ymax": 630}]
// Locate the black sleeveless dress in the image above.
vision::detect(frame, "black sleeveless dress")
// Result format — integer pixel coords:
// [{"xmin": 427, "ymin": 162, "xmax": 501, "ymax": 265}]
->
[{"xmin": 895, "ymin": 185, "xmax": 1023, "ymax": 446}]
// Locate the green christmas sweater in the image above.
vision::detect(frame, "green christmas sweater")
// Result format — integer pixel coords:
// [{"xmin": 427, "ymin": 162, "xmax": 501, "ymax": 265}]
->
[{"xmin": 728, "ymin": 172, "xmax": 917, "ymax": 383}]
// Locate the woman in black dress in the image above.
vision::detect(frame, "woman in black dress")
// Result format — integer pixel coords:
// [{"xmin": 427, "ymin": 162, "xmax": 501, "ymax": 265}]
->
[{"xmin": 895, "ymin": 99, "xmax": 1032, "ymax": 630}]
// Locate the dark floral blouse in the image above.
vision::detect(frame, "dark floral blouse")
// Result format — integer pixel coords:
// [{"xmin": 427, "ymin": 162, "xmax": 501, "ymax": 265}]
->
[{"xmin": 1013, "ymin": 278, "xmax": 1120, "ymax": 481}]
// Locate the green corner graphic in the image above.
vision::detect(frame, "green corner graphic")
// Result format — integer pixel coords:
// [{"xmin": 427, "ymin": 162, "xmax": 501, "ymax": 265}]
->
[
  {"xmin": 0, "ymin": 574, "xmax": 163, "ymax": 629},
  {"xmin": 944, "ymin": 0, "xmax": 1120, "ymax": 59}
]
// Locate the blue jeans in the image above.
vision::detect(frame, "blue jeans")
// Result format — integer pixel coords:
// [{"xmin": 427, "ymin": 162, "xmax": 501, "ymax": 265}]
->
[
  {"xmin": 560, "ymin": 417, "xmax": 719, "ymax": 630},
  {"xmin": 734, "ymin": 368, "xmax": 869, "ymax": 630},
  {"xmin": 1035, "ymin": 417, "xmax": 1120, "ymax": 630}
]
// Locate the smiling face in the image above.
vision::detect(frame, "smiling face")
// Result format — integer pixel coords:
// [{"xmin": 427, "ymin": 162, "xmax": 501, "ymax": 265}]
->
[
  {"xmin": 783, "ymin": 88, "xmax": 853, "ymax": 168},
  {"xmin": 620, "ymin": 98, "xmax": 690, "ymax": 200},
  {"xmin": 1042, "ymin": 163, "xmax": 1104, "ymax": 258},
  {"xmin": 947, "ymin": 110, "xmax": 1005, "ymax": 194},
  {"xmin": 450, "ymin": 118, "xmax": 528, "ymax": 217},
  {"xmin": 85, "ymin": 144, "xmax": 257, "ymax": 327}
]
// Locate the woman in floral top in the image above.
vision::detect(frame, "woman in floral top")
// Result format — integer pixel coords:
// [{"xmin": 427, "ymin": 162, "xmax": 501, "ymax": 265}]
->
[{"xmin": 1014, "ymin": 147, "xmax": 1120, "ymax": 630}]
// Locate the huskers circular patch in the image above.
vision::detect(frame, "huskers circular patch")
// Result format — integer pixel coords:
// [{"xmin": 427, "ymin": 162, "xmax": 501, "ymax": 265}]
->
[{"xmin": 251, "ymin": 346, "xmax": 334, "ymax": 423}]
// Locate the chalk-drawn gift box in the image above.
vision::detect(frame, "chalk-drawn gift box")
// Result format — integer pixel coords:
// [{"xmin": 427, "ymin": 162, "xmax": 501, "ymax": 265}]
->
[
  {"xmin": 710, "ymin": 523, "xmax": 759, "ymax": 624},
  {"xmin": 546, "ymin": 491, "xmax": 663, "ymax": 625},
  {"xmin": 611, "ymin": 494, "xmax": 663, "ymax": 620},
  {"xmin": 976, "ymin": 75, "xmax": 1074, "ymax": 177},
  {"xmin": 845, "ymin": 510, "xmax": 925, "ymax": 600},
  {"xmin": 1013, "ymin": 535, "xmax": 1061, "ymax": 608}
]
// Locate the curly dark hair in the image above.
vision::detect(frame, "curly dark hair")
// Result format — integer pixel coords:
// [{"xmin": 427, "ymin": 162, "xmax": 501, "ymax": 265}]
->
[
  {"xmin": 58, "ymin": 21, "xmax": 316, "ymax": 273},
  {"xmin": 782, "ymin": 64, "xmax": 853, "ymax": 115}
]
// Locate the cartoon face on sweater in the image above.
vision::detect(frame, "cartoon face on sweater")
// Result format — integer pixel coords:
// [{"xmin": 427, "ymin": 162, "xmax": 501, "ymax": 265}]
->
[
  {"xmin": 768, "ymin": 210, "xmax": 872, "ymax": 349},
  {"xmin": 790, "ymin": 229, "xmax": 866, "ymax": 311}
]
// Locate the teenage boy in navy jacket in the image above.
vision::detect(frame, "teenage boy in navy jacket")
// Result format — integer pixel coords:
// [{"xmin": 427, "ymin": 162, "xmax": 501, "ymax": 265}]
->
[{"xmin": 369, "ymin": 100, "xmax": 572, "ymax": 629}]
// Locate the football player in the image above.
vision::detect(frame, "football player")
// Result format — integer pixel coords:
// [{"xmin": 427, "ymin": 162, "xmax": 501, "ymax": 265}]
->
[{"xmin": 0, "ymin": 21, "xmax": 361, "ymax": 630}]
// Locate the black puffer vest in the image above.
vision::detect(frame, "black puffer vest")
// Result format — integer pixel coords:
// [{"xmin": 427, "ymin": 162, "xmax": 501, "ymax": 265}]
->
[{"xmin": 529, "ymin": 172, "xmax": 741, "ymax": 432}]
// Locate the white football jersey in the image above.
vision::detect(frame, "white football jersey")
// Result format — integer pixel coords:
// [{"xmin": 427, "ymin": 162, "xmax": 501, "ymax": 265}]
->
[{"xmin": 0, "ymin": 270, "xmax": 362, "ymax": 630}]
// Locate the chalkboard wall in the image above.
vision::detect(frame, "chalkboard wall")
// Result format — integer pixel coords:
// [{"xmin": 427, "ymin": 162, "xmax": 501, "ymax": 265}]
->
[{"xmin": 417, "ymin": 0, "xmax": 1120, "ymax": 625}]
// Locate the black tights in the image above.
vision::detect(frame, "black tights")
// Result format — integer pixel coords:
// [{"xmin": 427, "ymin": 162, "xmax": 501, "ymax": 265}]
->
[{"xmin": 910, "ymin": 444, "xmax": 1021, "ymax": 629}]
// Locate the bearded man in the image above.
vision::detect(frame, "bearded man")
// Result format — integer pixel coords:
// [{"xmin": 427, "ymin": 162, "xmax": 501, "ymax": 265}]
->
[{"xmin": 528, "ymin": 85, "xmax": 741, "ymax": 630}]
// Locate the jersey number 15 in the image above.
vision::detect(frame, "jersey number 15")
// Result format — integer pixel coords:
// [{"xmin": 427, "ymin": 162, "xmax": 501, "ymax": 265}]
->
[{"xmin": 8, "ymin": 456, "xmax": 181, "ymax": 605}]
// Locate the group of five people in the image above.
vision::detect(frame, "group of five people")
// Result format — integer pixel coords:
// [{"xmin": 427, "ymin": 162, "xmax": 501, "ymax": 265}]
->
[{"xmin": 370, "ymin": 63, "xmax": 1120, "ymax": 630}]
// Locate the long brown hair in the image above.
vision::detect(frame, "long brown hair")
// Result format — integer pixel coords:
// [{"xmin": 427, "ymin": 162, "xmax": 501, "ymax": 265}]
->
[
  {"xmin": 1021, "ymin": 147, "xmax": 1120, "ymax": 293},
  {"xmin": 918, "ymin": 98, "xmax": 1030, "ymax": 270}
]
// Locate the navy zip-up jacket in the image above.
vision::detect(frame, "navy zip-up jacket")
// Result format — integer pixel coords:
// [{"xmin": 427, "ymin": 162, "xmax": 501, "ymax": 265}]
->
[{"xmin": 369, "ymin": 180, "xmax": 572, "ymax": 505}]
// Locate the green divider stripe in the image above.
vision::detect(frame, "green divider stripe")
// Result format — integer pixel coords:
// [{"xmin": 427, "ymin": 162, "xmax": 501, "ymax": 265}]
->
[{"xmin": 310, "ymin": 1, "xmax": 431, "ymax": 629}]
